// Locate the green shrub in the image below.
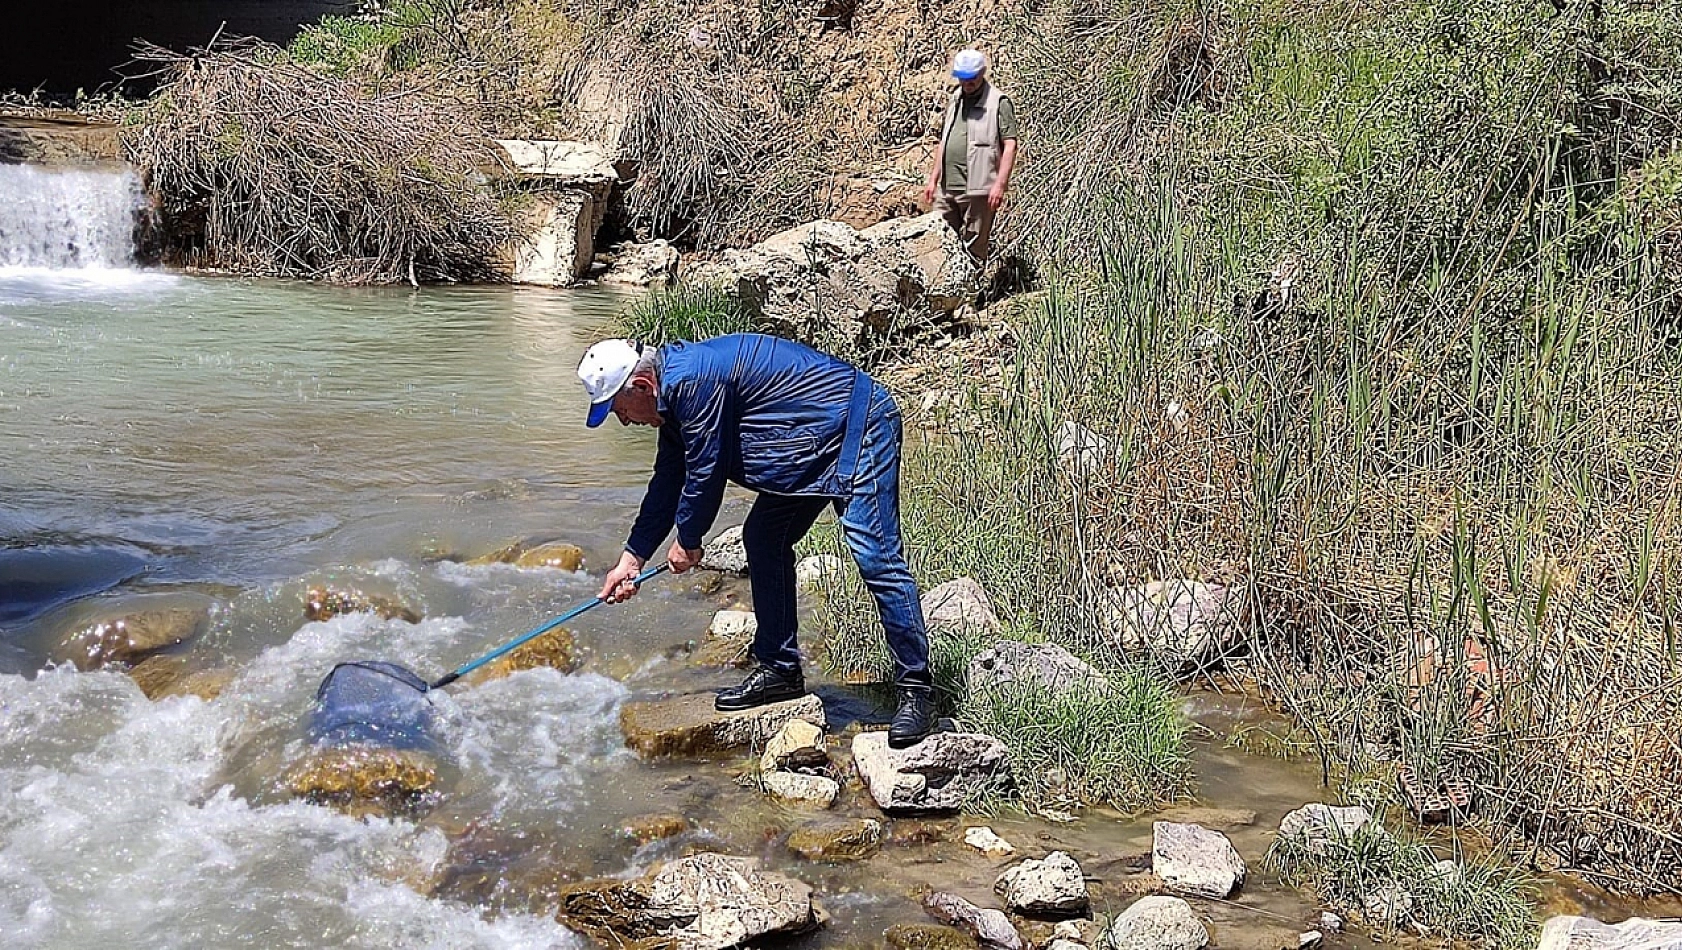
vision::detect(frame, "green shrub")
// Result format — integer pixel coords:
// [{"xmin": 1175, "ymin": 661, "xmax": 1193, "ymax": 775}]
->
[{"xmin": 612, "ymin": 284, "xmax": 759, "ymax": 346}]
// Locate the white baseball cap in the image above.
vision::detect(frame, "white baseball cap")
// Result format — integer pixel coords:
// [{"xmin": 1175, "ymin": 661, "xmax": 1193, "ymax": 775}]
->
[
  {"xmin": 952, "ymin": 49, "xmax": 986, "ymax": 80},
  {"xmin": 578, "ymin": 338, "xmax": 644, "ymax": 427}
]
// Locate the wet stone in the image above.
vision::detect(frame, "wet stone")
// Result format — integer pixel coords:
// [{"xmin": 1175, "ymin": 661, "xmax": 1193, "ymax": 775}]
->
[
  {"xmin": 761, "ymin": 718, "xmax": 828, "ymax": 772},
  {"xmin": 127, "ymin": 654, "xmax": 233, "ymax": 701},
  {"xmin": 787, "ymin": 817, "xmax": 881, "ymax": 860},
  {"xmin": 763, "ymin": 772, "xmax": 839, "ymax": 808},
  {"xmin": 886, "ymin": 923, "xmax": 979, "ymax": 950},
  {"xmin": 558, "ymin": 853, "xmax": 819, "ymax": 950},
  {"xmin": 852, "ymin": 730, "xmax": 1012, "ymax": 812},
  {"xmin": 281, "ymin": 745, "xmax": 441, "ymax": 818},
  {"xmin": 994, "ymin": 850, "xmax": 1089, "ymax": 917},
  {"xmin": 694, "ymin": 610, "xmax": 756, "ymax": 670},
  {"xmin": 1098, "ymin": 896, "xmax": 1207, "ymax": 950},
  {"xmin": 621, "ymin": 693, "xmax": 827, "ymax": 759},
  {"xmin": 305, "ymin": 586, "xmax": 421, "ymax": 624},
  {"xmin": 467, "ymin": 627, "xmax": 578, "ymax": 683},
  {"xmin": 53, "ymin": 600, "xmax": 212, "ymax": 670},
  {"xmin": 621, "ymin": 813, "xmax": 690, "ymax": 844},
  {"xmin": 923, "ymin": 891, "xmax": 1023, "ymax": 950},
  {"xmin": 466, "ymin": 539, "xmax": 585, "ymax": 571}
]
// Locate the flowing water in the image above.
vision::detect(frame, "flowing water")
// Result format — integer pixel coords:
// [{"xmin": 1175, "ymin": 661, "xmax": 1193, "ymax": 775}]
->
[{"xmin": 3, "ymin": 165, "xmax": 1653, "ymax": 949}]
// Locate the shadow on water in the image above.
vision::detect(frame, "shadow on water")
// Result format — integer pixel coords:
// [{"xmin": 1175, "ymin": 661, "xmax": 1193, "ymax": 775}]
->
[{"xmin": 0, "ymin": 539, "xmax": 147, "ymax": 627}]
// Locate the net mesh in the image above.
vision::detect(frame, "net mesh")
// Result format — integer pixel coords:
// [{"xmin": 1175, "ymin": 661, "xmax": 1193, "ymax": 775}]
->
[{"xmin": 309, "ymin": 661, "xmax": 438, "ymax": 751}]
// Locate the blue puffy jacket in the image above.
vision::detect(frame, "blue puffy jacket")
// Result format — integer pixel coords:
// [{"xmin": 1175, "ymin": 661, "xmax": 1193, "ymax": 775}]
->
[{"xmin": 625, "ymin": 334, "xmax": 876, "ymax": 559}]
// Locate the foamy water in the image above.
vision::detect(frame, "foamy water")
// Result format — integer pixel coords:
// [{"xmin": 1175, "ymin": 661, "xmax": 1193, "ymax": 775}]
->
[{"xmin": 0, "ymin": 164, "xmax": 146, "ymax": 271}]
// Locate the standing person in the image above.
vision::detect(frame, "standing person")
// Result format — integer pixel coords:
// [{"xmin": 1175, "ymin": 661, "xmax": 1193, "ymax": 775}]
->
[
  {"xmin": 923, "ymin": 48, "xmax": 1019, "ymax": 263},
  {"xmin": 577, "ymin": 334, "xmax": 936, "ymax": 748}
]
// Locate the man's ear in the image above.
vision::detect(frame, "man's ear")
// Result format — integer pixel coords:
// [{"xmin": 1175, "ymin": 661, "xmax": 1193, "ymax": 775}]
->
[{"xmin": 627, "ymin": 374, "xmax": 656, "ymax": 395}]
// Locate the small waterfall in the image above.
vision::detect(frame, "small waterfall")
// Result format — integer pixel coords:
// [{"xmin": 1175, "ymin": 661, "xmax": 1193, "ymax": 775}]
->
[{"xmin": 0, "ymin": 163, "xmax": 145, "ymax": 270}]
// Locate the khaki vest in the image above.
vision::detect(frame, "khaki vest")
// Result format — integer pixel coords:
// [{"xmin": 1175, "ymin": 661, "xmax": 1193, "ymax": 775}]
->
[{"xmin": 940, "ymin": 82, "xmax": 1005, "ymax": 197}]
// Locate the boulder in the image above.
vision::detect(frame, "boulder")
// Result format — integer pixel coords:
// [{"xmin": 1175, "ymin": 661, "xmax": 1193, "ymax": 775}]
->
[
  {"xmin": 621, "ymin": 693, "xmax": 826, "ymax": 759},
  {"xmin": 695, "ymin": 609, "xmax": 756, "ymax": 669},
  {"xmin": 282, "ymin": 745, "xmax": 440, "ymax": 818},
  {"xmin": 1098, "ymin": 896, "xmax": 1208, "ymax": 950},
  {"xmin": 467, "ymin": 628, "xmax": 578, "ymax": 683},
  {"xmin": 964, "ymin": 826, "xmax": 1017, "ymax": 857},
  {"xmin": 887, "ymin": 923, "xmax": 979, "ymax": 950},
  {"xmin": 127, "ymin": 654, "xmax": 234, "ymax": 701},
  {"xmin": 994, "ymin": 851, "xmax": 1089, "ymax": 916},
  {"xmin": 852, "ymin": 730, "xmax": 1012, "ymax": 812},
  {"xmin": 601, "ymin": 240, "xmax": 680, "ymax": 287},
  {"xmin": 306, "ymin": 586, "xmax": 422, "ymax": 624},
  {"xmin": 1151, "ymin": 822, "xmax": 1245, "ymax": 899},
  {"xmin": 967, "ymin": 640, "xmax": 1108, "ymax": 696},
  {"xmin": 763, "ymin": 772, "xmax": 840, "ymax": 808},
  {"xmin": 1537, "ymin": 916, "xmax": 1682, "ymax": 950},
  {"xmin": 1102, "ymin": 580, "xmax": 1246, "ymax": 669},
  {"xmin": 796, "ymin": 554, "xmax": 847, "ymax": 591},
  {"xmin": 924, "ymin": 891, "xmax": 1024, "ymax": 950},
  {"xmin": 52, "ymin": 596, "xmax": 213, "ymax": 670},
  {"xmin": 786, "ymin": 817, "xmax": 881, "ymax": 860},
  {"xmin": 761, "ymin": 718, "xmax": 829, "ymax": 772},
  {"xmin": 557, "ymin": 853, "xmax": 819, "ymax": 950},
  {"xmin": 1277, "ymin": 803, "xmax": 1373, "ymax": 855},
  {"xmin": 699, "ymin": 526, "xmax": 749, "ymax": 574},
  {"xmin": 922, "ymin": 577, "xmax": 1001, "ymax": 635}
]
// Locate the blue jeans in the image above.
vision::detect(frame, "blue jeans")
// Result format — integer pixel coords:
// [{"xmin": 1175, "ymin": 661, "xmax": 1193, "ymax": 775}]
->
[{"xmin": 740, "ymin": 387, "xmax": 932, "ymax": 688}]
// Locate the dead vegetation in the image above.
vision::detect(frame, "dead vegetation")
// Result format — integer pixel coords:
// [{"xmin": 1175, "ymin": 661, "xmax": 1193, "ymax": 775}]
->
[{"xmin": 125, "ymin": 41, "xmax": 518, "ymax": 283}]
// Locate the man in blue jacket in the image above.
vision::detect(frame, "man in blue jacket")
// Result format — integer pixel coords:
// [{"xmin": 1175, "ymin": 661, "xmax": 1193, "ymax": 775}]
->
[{"xmin": 578, "ymin": 334, "xmax": 935, "ymax": 748}]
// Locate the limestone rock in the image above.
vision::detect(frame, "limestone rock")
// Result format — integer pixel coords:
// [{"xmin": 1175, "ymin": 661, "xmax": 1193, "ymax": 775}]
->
[
  {"xmin": 1098, "ymin": 896, "xmax": 1208, "ymax": 950},
  {"xmin": 786, "ymin": 817, "xmax": 881, "ymax": 860},
  {"xmin": 921, "ymin": 577, "xmax": 1001, "ymax": 635},
  {"xmin": 558, "ymin": 853, "xmax": 819, "ymax": 950},
  {"xmin": 964, "ymin": 826, "xmax": 1017, "ymax": 856},
  {"xmin": 496, "ymin": 141, "xmax": 615, "ymax": 285},
  {"xmin": 53, "ymin": 597, "xmax": 213, "ymax": 670},
  {"xmin": 620, "ymin": 813, "xmax": 690, "ymax": 844},
  {"xmin": 761, "ymin": 718, "xmax": 829, "ymax": 772},
  {"xmin": 763, "ymin": 771, "xmax": 840, "ymax": 808},
  {"xmin": 1151, "ymin": 822, "xmax": 1245, "ymax": 899},
  {"xmin": 967, "ymin": 640, "xmax": 1108, "ymax": 696},
  {"xmin": 699, "ymin": 526, "xmax": 749, "ymax": 574},
  {"xmin": 796, "ymin": 554, "xmax": 847, "ymax": 591},
  {"xmin": 282, "ymin": 745, "xmax": 440, "ymax": 818},
  {"xmin": 994, "ymin": 850, "xmax": 1089, "ymax": 916},
  {"xmin": 887, "ymin": 923, "xmax": 978, "ymax": 950},
  {"xmin": 306, "ymin": 586, "xmax": 422, "ymax": 624},
  {"xmin": 1537, "ymin": 915, "xmax": 1682, "ymax": 950},
  {"xmin": 1317, "ymin": 912, "xmax": 1342, "ymax": 933},
  {"xmin": 924, "ymin": 891, "xmax": 1024, "ymax": 950},
  {"xmin": 621, "ymin": 693, "xmax": 826, "ymax": 759},
  {"xmin": 1057, "ymin": 422, "xmax": 1112, "ymax": 480},
  {"xmin": 468, "ymin": 628, "xmax": 578, "ymax": 683},
  {"xmin": 1361, "ymin": 884, "xmax": 1414, "ymax": 927},
  {"xmin": 1277, "ymin": 803, "xmax": 1373, "ymax": 855},
  {"xmin": 1103, "ymin": 580, "xmax": 1246, "ymax": 669},
  {"xmin": 128, "ymin": 654, "xmax": 233, "ymax": 701},
  {"xmin": 601, "ymin": 240, "xmax": 680, "ymax": 287},
  {"xmin": 695, "ymin": 609, "xmax": 756, "ymax": 669},
  {"xmin": 852, "ymin": 730, "xmax": 1012, "ymax": 812}
]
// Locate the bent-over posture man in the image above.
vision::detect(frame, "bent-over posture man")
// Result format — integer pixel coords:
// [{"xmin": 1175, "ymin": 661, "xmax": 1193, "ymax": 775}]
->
[
  {"xmin": 578, "ymin": 334, "xmax": 935, "ymax": 748},
  {"xmin": 923, "ymin": 48, "xmax": 1018, "ymax": 262}
]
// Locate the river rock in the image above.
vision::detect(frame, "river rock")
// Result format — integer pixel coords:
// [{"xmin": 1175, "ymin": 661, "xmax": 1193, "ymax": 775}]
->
[
  {"xmin": 887, "ymin": 923, "xmax": 979, "ymax": 950},
  {"xmin": 620, "ymin": 813, "xmax": 690, "ymax": 844},
  {"xmin": 1277, "ymin": 803, "xmax": 1373, "ymax": 854},
  {"xmin": 1102, "ymin": 580, "xmax": 1246, "ymax": 669},
  {"xmin": 601, "ymin": 239, "xmax": 680, "ymax": 287},
  {"xmin": 127, "ymin": 654, "xmax": 234, "ymax": 701},
  {"xmin": 53, "ymin": 599, "xmax": 213, "ymax": 670},
  {"xmin": 1151, "ymin": 822, "xmax": 1245, "ymax": 899},
  {"xmin": 994, "ymin": 851, "xmax": 1089, "ymax": 916},
  {"xmin": 924, "ymin": 891, "xmax": 1024, "ymax": 950},
  {"xmin": 467, "ymin": 627, "xmax": 578, "ymax": 682},
  {"xmin": 464, "ymin": 539, "xmax": 585, "ymax": 571},
  {"xmin": 796, "ymin": 554, "xmax": 847, "ymax": 591},
  {"xmin": 305, "ymin": 586, "xmax": 422, "ymax": 623},
  {"xmin": 1361, "ymin": 883, "xmax": 1413, "ymax": 927},
  {"xmin": 964, "ymin": 826, "xmax": 1017, "ymax": 856},
  {"xmin": 558, "ymin": 852, "xmax": 819, "ymax": 950},
  {"xmin": 763, "ymin": 771, "xmax": 840, "ymax": 808},
  {"xmin": 282, "ymin": 745, "xmax": 440, "ymax": 818},
  {"xmin": 761, "ymin": 718, "xmax": 828, "ymax": 772},
  {"xmin": 621, "ymin": 692, "xmax": 826, "ymax": 759},
  {"xmin": 922, "ymin": 577, "xmax": 1001, "ymax": 635},
  {"xmin": 695, "ymin": 609, "xmax": 756, "ymax": 669},
  {"xmin": 787, "ymin": 817, "xmax": 881, "ymax": 860},
  {"xmin": 1537, "ymin": 915, "xmax": 1682, "ymax": 950},
  {"xmin": 699, "ymin": 526, "xmax": 749, "ymax": 574},
  {"xmin": 852, "ymin": 730, "xmax": 1012, "ymax": 812},
  {"xmin": 1098, "ymin": 896, "xmax": 1208, "ymax": 950},
  {"xmin": 967, "ymin": 640, "xmax": 1108, "ymax": 696}
]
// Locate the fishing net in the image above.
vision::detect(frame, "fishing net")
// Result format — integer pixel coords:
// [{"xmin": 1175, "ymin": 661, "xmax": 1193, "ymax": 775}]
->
[{"xmin": 309, "ymin": 661, "xmax": 438, "ymax": 752}]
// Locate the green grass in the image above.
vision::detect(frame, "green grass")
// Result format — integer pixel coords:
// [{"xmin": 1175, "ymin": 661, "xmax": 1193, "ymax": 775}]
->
[{"xmin": 611, "ymin": 284, "xmax": 760, "ymax": 346}]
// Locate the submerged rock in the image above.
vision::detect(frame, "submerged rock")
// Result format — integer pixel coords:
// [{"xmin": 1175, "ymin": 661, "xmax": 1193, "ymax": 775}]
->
[
  {"xmin": 127, "ymin": 654, "xmax": 234, "ymax": 701},
  {"xmin": 994, "ymin": 851, "xmax": 1089, "ymax": 917},
  {"xmin": 1098, "ymin": 896, "xmax": 1207, "ymax": 950},
  {"xmin": 852, "ymin": 731, "xmax": 1012, "ymax": 812},
  {"xmin": 282, "ymin": 745, "xmax": 440, "ymax": 817},
  {"xmin": 887, "ymin": 923, "xmax": 978, "ymax": 950},
  {"xmin": 1151, "ymin": 822, "xmax": 1245, "ymax": 899},
  {"xmin": 621, "ymin": 813, "xmax": 691, "ymax": 844},
  {"xmin": 787, "ymin": 817, "xmax": 881, "ymax": 861},
  {"xmin": 467, "ymin": 627, "xmax": 578, "ymax": 683},
  {"xmin": 52, "ymin": 596, "xmax": 214, "ymax": 670},
  {"xmin": 923, "ymin": 891, "xmax": 1023, "ymax": 950},
  {"xmin": 557, "ymin": 852, "xmax": 820, "ymax": 950},
  {"xmin": 621, "ymin": 693, "xmax": 826, "ymax": 759},
  {"xmin": 464, "ymin": 539, "xmax": 586, "ymax": 571},
  {"xmin": 305, "ymin": 586, "xmax": 421, "ymax": 624}
]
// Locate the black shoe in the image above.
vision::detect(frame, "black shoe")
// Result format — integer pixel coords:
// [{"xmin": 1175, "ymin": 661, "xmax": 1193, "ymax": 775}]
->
[
  {"xmin": 888, "ymin": 687, "xmax": 935, "ymax": 749},
  {"xmin": 715, "ymin": 665, "xmax": 806, "ymax": 712}
]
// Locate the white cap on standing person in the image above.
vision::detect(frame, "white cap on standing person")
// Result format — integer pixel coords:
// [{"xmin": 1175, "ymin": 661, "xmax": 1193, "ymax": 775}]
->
[
  {"xmin": 952, "ymin": 49, "xmax": 987, "ymax": 80},
  {"xmin": 578, "ymin": 338, "xmax": 644, "ymax": 427}
]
